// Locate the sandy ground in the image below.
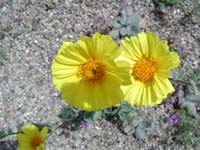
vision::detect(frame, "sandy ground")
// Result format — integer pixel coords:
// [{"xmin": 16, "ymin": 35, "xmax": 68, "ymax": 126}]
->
[{"xmin": 0, "ymin": 0, "xmax": 200, "ymax": 149}]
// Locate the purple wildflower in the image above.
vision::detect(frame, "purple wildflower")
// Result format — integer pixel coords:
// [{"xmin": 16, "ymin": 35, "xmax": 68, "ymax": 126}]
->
[
  {"xmin": 169, "ymin": 114, "xmax": 179, "ymax": 125},
  {"xmin": 178, "ymin": 44, "xmax": 186, "ymax": 52},
  {"xmin": 172, "ymin": 97, "xmax": 178, "ymax": 104},
  {"xmin": 164, "ymin": 101, "xmax": 171, "ymax": 108},
  {"xmin": 98, "ymin": 15, "xmax": 106, "ymax": 25},
  {"xmin": 92, "ymin": 28, "xmax": 98, "ymax": 34},
  {"xmin": 81, "ymin": 121, "xmax": 88, "ymax": 129},
  {"xmin": 82, "ymin": 26, "xmax": 89, "ymax": 33},
  {"xmin": 174, "ymin": 84, "xmax": 181, "ymax": 91}
]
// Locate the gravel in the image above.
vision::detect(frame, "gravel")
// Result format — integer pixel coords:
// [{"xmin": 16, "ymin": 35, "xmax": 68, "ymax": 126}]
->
[{"xmin": 0, "ymin": 0, "xmax": 199, "ymax": 149}]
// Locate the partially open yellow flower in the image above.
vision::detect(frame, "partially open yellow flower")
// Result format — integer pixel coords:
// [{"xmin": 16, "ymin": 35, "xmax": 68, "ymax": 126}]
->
[
  {"xmin": 52, "ymin": 32, "xmax": 130, "ymax": 111},
  {"xmin": 119, "ymin": 32, "xmax": 180, "ymax": 106},
  {"xmin": 16, "ymin": 125, "xmax": 48, "ymax": 150}
]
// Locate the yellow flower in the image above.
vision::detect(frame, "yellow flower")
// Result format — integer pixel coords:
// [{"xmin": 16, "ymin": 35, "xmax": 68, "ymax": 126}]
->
[
  {"xmin": 119, "ymin": 32, "xmax": 180, "ymax": 106},
  {"xmin": 16, "ymin": 125, "xmax": 48, "ymax": 150},
  {"xmin": 51, "ymin": 32, "xmax": 130, "ymax": 111}
]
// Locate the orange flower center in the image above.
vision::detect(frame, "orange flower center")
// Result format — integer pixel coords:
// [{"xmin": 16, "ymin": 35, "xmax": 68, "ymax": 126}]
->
[
  {"xmin": 78, "ymin": 58, "xmax": 105, "ymax": 84},
  {"xmin": 30, "ymin": 136, "xmax": 42, "ymax": 149},
  {"xmin": 133, "ymin": 58, "xmax": 157, "ymax": 83}
]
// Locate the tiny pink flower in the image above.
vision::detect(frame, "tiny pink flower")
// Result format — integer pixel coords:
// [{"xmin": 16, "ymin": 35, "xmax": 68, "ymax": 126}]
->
[
  {"xmin": 172, "ymin": 97, "xmax": 178, "ymax": 104},
  {"xmin": 81, "ymin": 121, "xmax": 88, "ymax": 129},
  {"xmin": 98, "ymin": 16, "xmax": 106, "ymax": 25},
  {"xmin": 169, "ymin": 114, "xmax": 179, "ymax": 125},
  {"xmin": 82, "ymin": 26, "xmax": 89, "ymax": 33},
  {"xmin": 178, "ymin": 44, "xmax": 186, "ymax": 52}
]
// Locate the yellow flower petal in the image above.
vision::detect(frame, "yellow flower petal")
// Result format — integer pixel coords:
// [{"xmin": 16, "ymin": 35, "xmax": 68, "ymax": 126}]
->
[
  {"xmin": 21, "ymin": 125, "xmax": 39, "ymax": 136},
  {"xmin": 57, "ymin": 41, "xmax": 72, "ymax": 54},
  {"xmin": 157, "ymin": 52, "xmax": 180, "ymax": 70},
  {"xmin": 146, "ymin": 32, "xmax": 158, "ymax": 55},
  {"xmin": 151, "ymin": 40, "xmax": 169, "ymax": 58},
  {"xmin": 52, "ymin": 32, "xmax": 131, "ymax": 111},
  {"xmin": 115, "ymin": 61, "xmax": 131, "ymax": 85},
  {"xmin": 17, "ymin": 145, "xmax": 32, "ymax": 150},
  {"xmin": 61, "ymin": 74, "xmax": 124, "ymax": 111},
  {"xmin": 16, "ymin": 134, "xmax": 31, "ymax": 144},
  {"xmin": 137, "ymin": 32, "xmax": 149, "ymax": 57},
  {"xmin": 16, "ymin": 125, "xmax": 48, "ymax": 150},
  {"xmin": 40, "ymin": 126, "xmax": 48, "ymax": 139},
  {"xmin": 123, "ymin": 81, "xmax": 143, "ymax": 106},
  {"xmin": 92, "ymin": 33, "xmax": 120, "ymax": 59},
  {"xmin": 120, "ymin": 37, "xmax": 141, "ymax": 62},
  {"xmin": 119, "ymin": 32, "xmax": 180, "ymax": 106}
]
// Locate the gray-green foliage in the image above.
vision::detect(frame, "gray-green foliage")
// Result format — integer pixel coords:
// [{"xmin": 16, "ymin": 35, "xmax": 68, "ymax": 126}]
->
[
  {"xmin": 181, "ymin": 101, "xmax": 197, "ymax": 117},
  {"xmin": 153, "ymin": 0, "xmax": 183, "ymax": 12},
  {"xmin": 83, "ymin": 102, "xmax": 134, "ymax": 123},
  {"xmin": 57, "ymin": 102, "xmax": 135, "ymax": 132},
  {"xmin": 171, "ymin": 109, "xmax": 200, "ymax": 146},
  {"xmin": 83, "ymin": 111, "xmax": 105, "ymax": 122},
  {"xmin": 108, "ymin": 6, "xmax": 140, "ymax": 40},
  {"xmin": 57, "ymin": 106, "xmax": 81, "ymax": 130},
  {"xmin": 123, "ymin": 117, "xmax": 153, "ymax": 140},
  {"xmin": 57, "ymin": 103, "xmax": 156, "ymax": 141},
  {"xmin": 192, "ymin": 3, "xmax": 200, "ymax": 16},
  {"xmin": 45, "ymin": 0, "xmax": 57, "ymax": 10},
  {"xmin": 185, "ymin": 70, "xmax": 200, "ymax": 104},
  {"xmin": 58, "ymin": 106, "xmax": 78, "ymax": 121},
  {"xmin": 0, "ymin": 47, "xmax": 7, "ymax": 65}
]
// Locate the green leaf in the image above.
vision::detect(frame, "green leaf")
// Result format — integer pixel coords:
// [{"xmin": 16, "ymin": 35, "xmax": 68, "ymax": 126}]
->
[
  {"xmin": 187, "ymin": 95, "xmax": 200, "ymax": 103},
  {"xmin": 135, "ymin": 125, "xmax": 146, "ymax": 140},
  {"xmin": 181, "ymin": 101, "xmax": 197, "ymax": 117},
  {"xmin": 108, "ymin": 20, "xmax": 121, "ymax": 28},
  {"xmin": 126, "ymin": 25, "xmax": 140, "ymax": 36},
  {"xmin": 83, "ymin": 111, "xmax": 104, "ymax": 122},
  {"xmin": 175, "ymin": 68, "xmax": 185, "ymax": 79},
  {"xmin": 0, "ymin": 48, "xmax": 7, "ymax": 65},
  {"xmin": 58, "ymin": 106, "xmax": 78, "ymax": 121},
  {"xmin": 166, "ymin": 0, "xmax": 181, "ymax": 5},
  {"xmin": 190, "ymin": 79, "xmax": 199, "ymax": 95},
  {"xmin": 123, "ymin": 117, "xmax": 143, "ymax": 135},
  {"xmin": 0, "ymin": 130, "xmax": 7, "ymax": 139},
  {"xmin": 119, "ymin": 9, "xmax": 128, "ymax": 25},
  {"xmin": 118, "ymin": 103, "xmax": 133, "ymax": 121},
  {"xmin": 126, "ymin": 11, "xmax": 140, "ymax": 27},
  {"xmin": 142, "ymin": 120, "xmax": 152, "ymax": 131},
  {"xmin": 8, "ymin": 128, "xmax": 13, "ymax": 135},
  {"xmin": 192, "ymin": 4, "xmax": 200, "ymax": 16},
  {"xmin": 83, "ymin": 112, "xmax": 95, "ymax": 122},
  {"xmin": 178, "ymin": 89, "xmax": 185, "ymax": 105},
  {"xmin": 93, "ymin": 111, "xmax": 105, "ymax": 121},
  {"xmin": 109, "ymin": 30, "xmax": 119, "ymax": 40},
  {"xmin": 119, "ymin": 17, "xmax": 127, "ymax": 26},
  {"xmin": 158, "ymin": 2, "xmax": 167, "ymax": 13},
  {"xmin": 119, "ymin": 27, "xmax": 128, "ymax": 36}
]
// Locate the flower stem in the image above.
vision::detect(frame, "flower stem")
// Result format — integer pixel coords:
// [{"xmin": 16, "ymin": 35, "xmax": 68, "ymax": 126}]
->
[
  {"xmin": 0, "ymin": 132, "xmax": 21, "ymax": 139},
  {"xmin": 47, "ymin": 122, "xmax": 63, "ymax": 138}
]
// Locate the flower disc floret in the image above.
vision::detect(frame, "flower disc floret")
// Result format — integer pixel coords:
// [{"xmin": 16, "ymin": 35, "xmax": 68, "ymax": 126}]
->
[
  {"xmin": 78, "ymin": 58, "xmax": 105, "ymax": 84},
  {"xmin": 133, "ymin": 58, "xmax": 157, "ymax": 83}
]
